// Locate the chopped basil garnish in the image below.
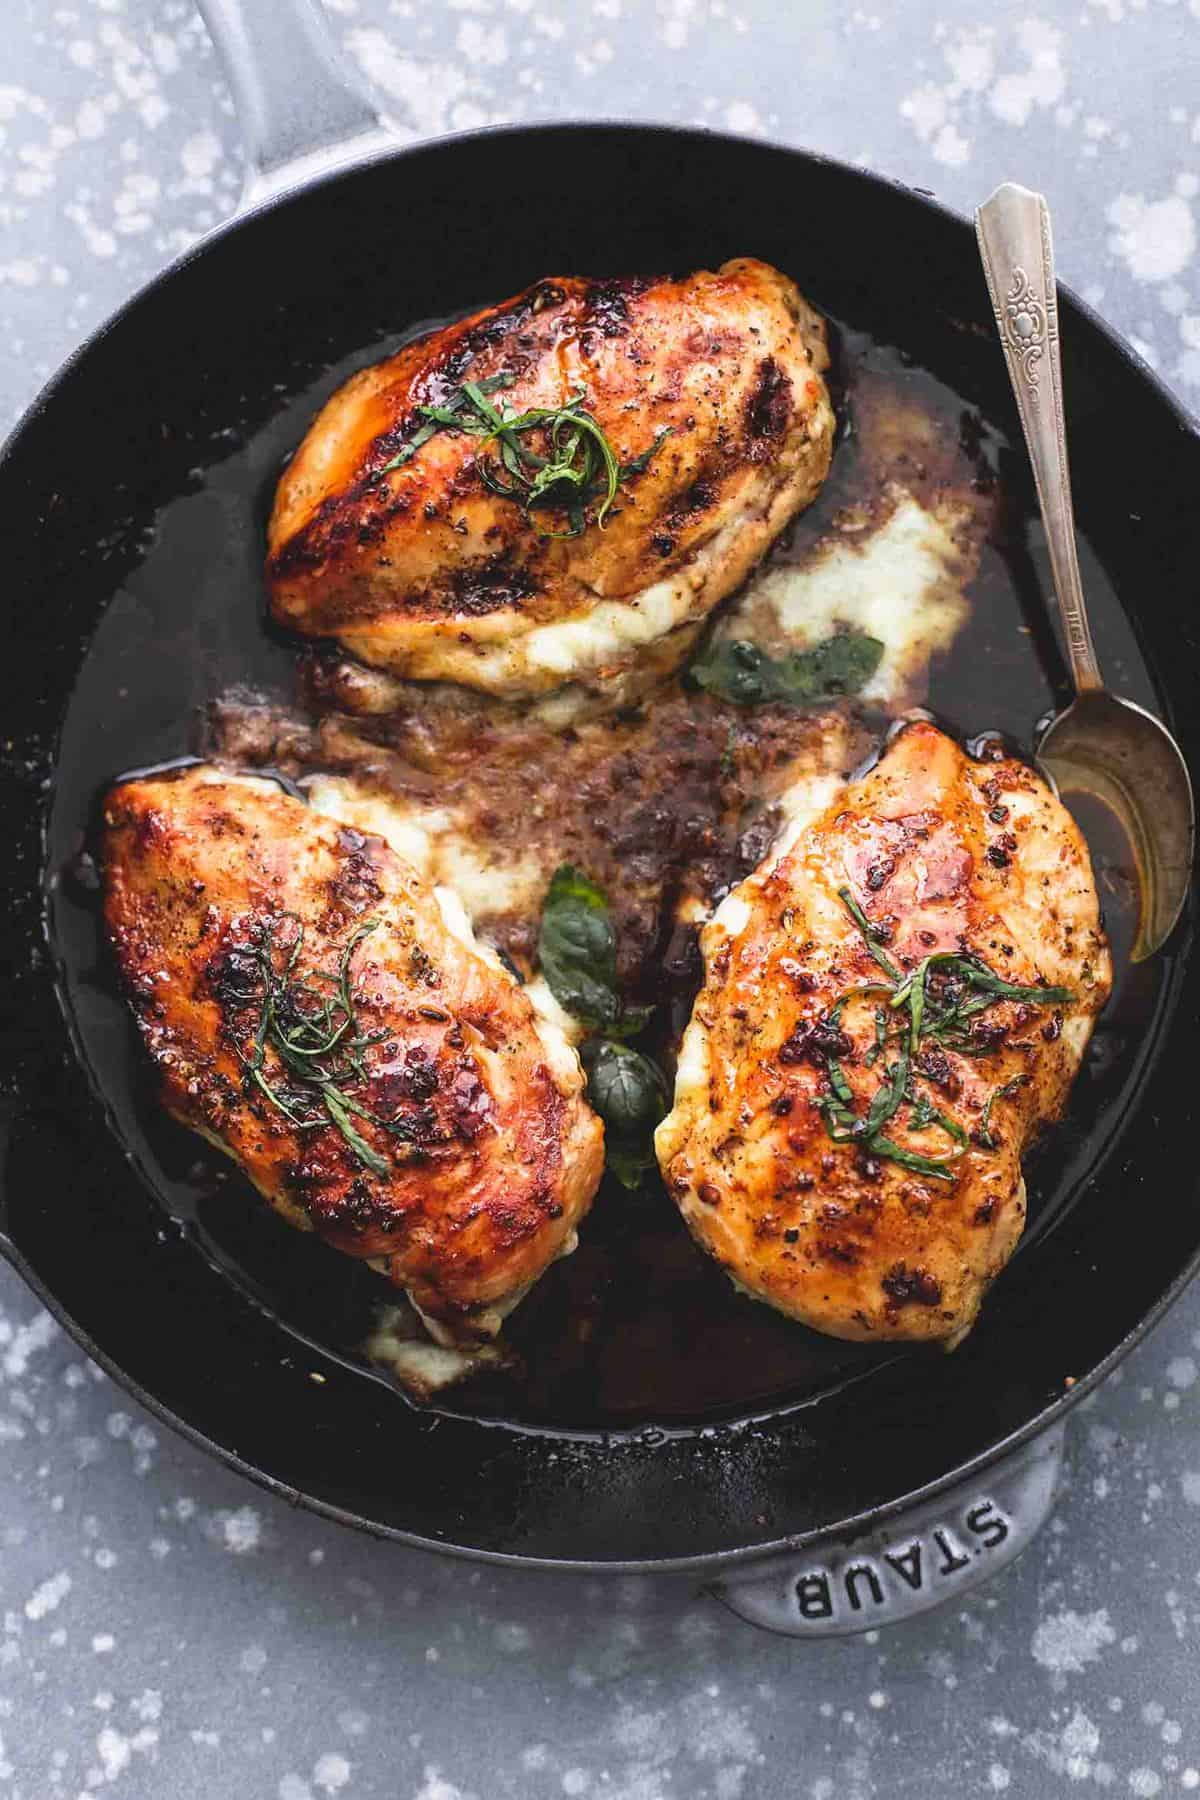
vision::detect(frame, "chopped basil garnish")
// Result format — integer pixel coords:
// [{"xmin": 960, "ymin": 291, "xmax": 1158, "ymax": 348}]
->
[
  {"xmin": 227, "ymin": 915, "xmax": 412, "ymax": 1178},
  {"xmin": 379, "ymin": 372, "xmax": 670, "ymax": 540},
  {"xmin": 975, "ymin": 1075, "xmax": 1026, "ymax": 1149},
  {"xmin": 800, "ymin": 890, "xmax": 1075, "ymax": 1183}
]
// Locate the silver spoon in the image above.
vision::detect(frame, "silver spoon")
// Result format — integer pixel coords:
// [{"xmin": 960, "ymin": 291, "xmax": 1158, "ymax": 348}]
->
[{"xmin": 975, "ymin": 181, "xmax": 1193, "ymax": 961}]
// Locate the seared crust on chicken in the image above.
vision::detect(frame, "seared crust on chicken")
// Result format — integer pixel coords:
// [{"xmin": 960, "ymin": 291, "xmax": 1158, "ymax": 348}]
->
[
  {"xmin": 267, "ymin": 259, "xmax": 835, "ymax": 702},
  {"xmin": 102, "ymin": 768, "xmax": 603, "ymax": 1343},
  {"xmin": 655, "ymin": 722, "xmax": 1111, "ymax": 1347}
]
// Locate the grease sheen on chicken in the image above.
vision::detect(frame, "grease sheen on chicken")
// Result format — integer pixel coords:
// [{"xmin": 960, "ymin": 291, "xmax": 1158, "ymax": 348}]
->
[
  {"xmin": 655, "ymin": 722, "xmax": 1111, "ymax": 1347},
  {"xmin": 267, "ymin": 259, "xmax": 835, "ymax": 703},
  {"xmin": 102, "ymin": 769, "xmax": 603, "ymax": 1344}
]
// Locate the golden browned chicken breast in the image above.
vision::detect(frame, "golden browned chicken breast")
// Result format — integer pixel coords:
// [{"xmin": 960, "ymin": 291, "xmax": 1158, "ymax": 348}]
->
[
  {"xmin": 655, "ymin": 721, "xmax": 1111, "ymax": 1347},
  {"xmin": 267, "ymin": 259, "xmax": 835, "ymax": 704},
  {"xmin": 102, "ymin": 768, "xmax": 603, "ymax": 1344}
]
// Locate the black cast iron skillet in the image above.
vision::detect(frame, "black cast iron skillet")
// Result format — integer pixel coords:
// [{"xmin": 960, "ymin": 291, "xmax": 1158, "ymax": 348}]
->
[{"xmin": 2, "ymin": 0, "xmax": 1198, "ymax": 1634}]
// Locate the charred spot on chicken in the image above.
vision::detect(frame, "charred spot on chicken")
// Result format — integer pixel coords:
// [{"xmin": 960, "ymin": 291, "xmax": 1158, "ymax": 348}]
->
[
  {"xmin": 266, "ymin": 259, "xmax": 836, "ymax": 704},
  {"xmin": 655, "ymin": 721, "xmax": 1112, "ymax": 1349}
]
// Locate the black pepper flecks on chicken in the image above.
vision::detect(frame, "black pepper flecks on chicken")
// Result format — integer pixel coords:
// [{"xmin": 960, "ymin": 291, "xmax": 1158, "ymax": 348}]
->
[
  {"xmin": 656, "ymin": 721, "xmax": 1112, "ymax": 1347},
  {"xmin": 267, "ymin": 260, "xmax": 835, "ymax": 704},
  {"xmin": 102, "ymin": 767, "xmax": 603, "ymax": 1344}
]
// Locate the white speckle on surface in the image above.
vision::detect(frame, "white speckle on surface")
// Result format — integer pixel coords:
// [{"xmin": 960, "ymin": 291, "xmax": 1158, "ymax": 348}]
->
[
  {"xmin": 495, "ymin": 1621, "xmax": 532, "ymax": 1652},
  {"xmin": 1181, "ymin": 1470, "xmax": 1200, "ymax": 1504},
  {"xmin": 96, "ymin": 1725, "xmax": 130, "ymax": 1780},
  {"xmin": 931, "ymin": 123, "xmax": 970, "ymax": 166},
  {"xmin": 1108, "ymin": 188, "xmax": 1196, "ymax": 282},
  {"xmin": 209, "ymin": 1505, "xmax": 262, "ymax": 1553},
  {"xmin": 455, "ymin": 19, "xmax": 507, "ymax": 65},
  {"xmin": 91, "ymin": 1634, "xmax": 115, "ymax": 1654},
  {"xmin": 344, "ymin": 28, "xmax": 487, "ymax": 136},
  {"xmin": 1031, "ymin": 1609, "xmax": 1116, "ymax": 1674},
  {"xmin": 313, "ymin": 1752, "xmax": 352, "ymax": 1793},
  {"xmin": 0, "ymin": 259, "xmax": 43, "ymax": 287},
  {"xmin": 413, "ymin": 1770, "xmax": 472, "ymax": 1800},
  {"xmin": 989, "ymin": 18, "xmax": 1066, "ymax": 125},
  {"xmin": 658, "ymin": 0, "xmax": 696, "ymax": 49},
  {"xmin": 988, "ymin": 1769, "xmax": 1011, "ymax": 1794},
  {"xmin": 944, "ymin": 29, "xmax": 993, "ymax": 91},
  {"xmin": 1128, "ymin": 1772, "xmax": 1162, "ymax": 1798},
  {"xmin": 3, "ymin": 1311, "xmax": 57, "ymax": 1378},
  {"xmin": 1061, "ymin": 1708, "xmax": 1101, "ymax": 1780},
  {"xmin": 279, "ymin": 1776, "xmax": 313, "ymax": 1800},
  {"xmin": 24, "ymin": 1571, "xmax": 71, "ymax": 1620},
  {"xmin": 180, "ymin": 128, "xmax": 220, "ymax": 180},
  {"xmin": 901, "ymin": 82, "xmax": 948, "ymax": 143},
  {"xmin": 1167, "ymin": 1355, "xmax": 1197, "ymax": 1389},
  {"xmin": 725, "ymin": 100, "xmax": 763, "ymax": 135}
]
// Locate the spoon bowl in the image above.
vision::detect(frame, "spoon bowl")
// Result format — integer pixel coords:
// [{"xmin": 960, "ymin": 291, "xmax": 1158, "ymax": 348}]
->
[
  {"xmin": 1037, "ymin": 690, "xmax": 1193, "ymax": 962},
  {"xmin": 976, "ymin": 182, "xmax": 1194, "ymax": 961}
]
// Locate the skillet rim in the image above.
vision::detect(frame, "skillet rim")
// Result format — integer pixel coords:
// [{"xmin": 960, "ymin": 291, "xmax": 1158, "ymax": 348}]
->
[{"xmin": 5, "ymin": 116, "xmax": 1200, "ymax": 1573}]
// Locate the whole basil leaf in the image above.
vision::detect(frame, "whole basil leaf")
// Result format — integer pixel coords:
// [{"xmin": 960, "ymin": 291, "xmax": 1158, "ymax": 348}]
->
[
  {"xmin": 689, "ymin": 630, "xmax": 885, "ymax": 709},
  {"xmin": 582, "ymin": 1040, "xmax": 668, "ymax": 1138},
  {"xmin": 538, "ymin": 871, "xmax": 670, "ymax": 1188},
  {"xmin": 584, "ymin": 1039, "xmax": 669, "ymax": 1192},
  {"xmin": 537, "ymin": 864, "xmax": 620, "ymax": 1030}
]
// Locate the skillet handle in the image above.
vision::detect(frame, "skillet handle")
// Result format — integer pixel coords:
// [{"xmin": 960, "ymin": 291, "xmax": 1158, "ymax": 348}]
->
[
  {"xmin": 709, "ymin": 1422, "xmax": 1064, "ymax": 1637},
  {"xmin": 195, "ymin": 0, "xmax": 397, "ymax": 210}
]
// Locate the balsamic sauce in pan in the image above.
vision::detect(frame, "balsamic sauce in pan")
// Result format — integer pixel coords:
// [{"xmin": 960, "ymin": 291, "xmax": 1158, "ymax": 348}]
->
[{"xmin": 50, "ymin": 312, "xmax": 1164, "ymax": 1434}]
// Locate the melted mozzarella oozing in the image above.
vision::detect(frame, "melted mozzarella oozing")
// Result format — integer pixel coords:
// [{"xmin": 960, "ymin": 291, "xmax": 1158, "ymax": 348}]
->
[
  {"xmin": 363, "ymin": 1304, "xmax": 512, "ymax": 1400},
  {"xmin": 722, "ymin": 488, "xmax": 972, "ymax": 707},
  {"xmin": 305, "ymin": 775, "xmax": 546, "ymax": 924},
  {"xmin": 428, "ymin": 882, "xmax": 582, "ymax": 1093},
  {"xmin": 306, "ymin": 776, "xmax": 580, "ymax": 1067}
]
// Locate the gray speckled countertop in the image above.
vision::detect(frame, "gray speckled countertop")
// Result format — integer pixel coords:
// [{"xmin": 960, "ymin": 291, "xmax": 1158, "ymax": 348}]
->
[{"xmin": 4, "ymin": 2, "xmax": 1200, "ymax": 1795}]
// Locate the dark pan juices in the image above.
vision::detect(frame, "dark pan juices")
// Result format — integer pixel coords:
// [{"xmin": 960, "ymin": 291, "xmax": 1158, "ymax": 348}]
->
[{"xmin": 51, "ymin": 304, "xmax": 1161, "ymax": 1436}]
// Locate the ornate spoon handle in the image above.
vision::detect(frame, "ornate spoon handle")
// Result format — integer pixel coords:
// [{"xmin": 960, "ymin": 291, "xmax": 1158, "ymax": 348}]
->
[{"xmin": 975, "ymin": 183, "xmax": 1103, "ymax": 694}]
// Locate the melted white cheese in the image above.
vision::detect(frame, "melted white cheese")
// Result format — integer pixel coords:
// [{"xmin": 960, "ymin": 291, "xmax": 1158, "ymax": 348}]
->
[
  {"xmin": 522, "ymin": 572, "xmax": 694, "ymax": 679},
  {"xmin": 765, "ymin": 769, "xmax": 847, "ymax": 870},
  {"xmin": 304, "ymin": 775, "xmax": 544, "ymax": 919},
  {"xmin": 661, "ymin": 755, "xmax": 854, "ymax": 1165},
  {"xmin": 728, "ymin": 489, "xmax": 972, "ymax": 707},
  {"xmin": 363, "ymin": 1303, "xmax": 511, "ymax": 1400},
  {"xmin": 427, "ymin": 886, "xmax": 580, "ymax": 1089},
  {"xmin": 523, "ymin": 973, "xmax": 586, "ymax": 1049},
  {"xmin": 388, "ymin": 485, "xmax": 762, "ymax": 700},
  {"xmin": 302, "ymin": 781, "xmax": 582, "ymax": 1095}
]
